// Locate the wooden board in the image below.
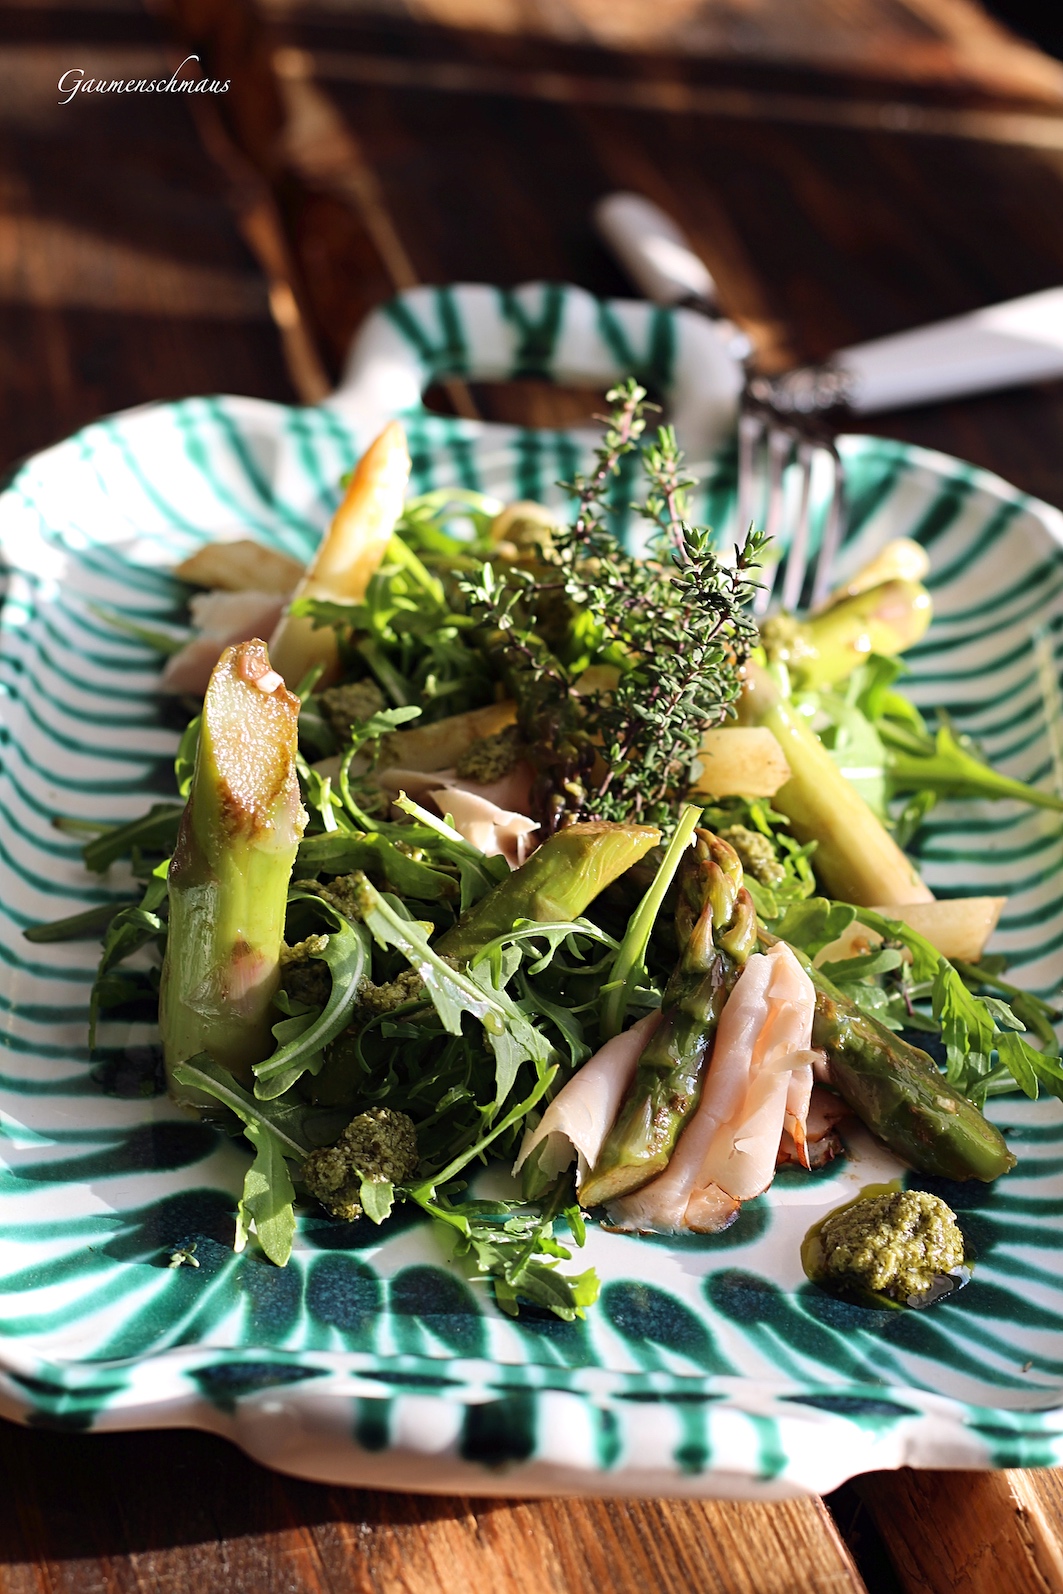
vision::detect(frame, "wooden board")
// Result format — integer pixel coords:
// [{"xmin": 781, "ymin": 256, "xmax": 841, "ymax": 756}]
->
[{"xmin": 0, "ymin": 1424, "xmax": 867, "ymax": 1594}]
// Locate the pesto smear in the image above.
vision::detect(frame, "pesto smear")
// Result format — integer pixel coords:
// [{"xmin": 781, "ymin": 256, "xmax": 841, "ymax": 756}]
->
[{"xmin": 817, "ymin": 1188, "xmax": 965, "ymax": 1304}]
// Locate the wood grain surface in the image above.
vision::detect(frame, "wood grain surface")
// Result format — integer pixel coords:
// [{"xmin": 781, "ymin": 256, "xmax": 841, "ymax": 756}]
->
[
  {"xmin": 0, "ymin": 7, "xmax": 295, "ymax": 469},
  {"xmin": 0, "ymin": 1424, "xmax": 866, "ymax": 1594},
  {"xmin": 857, "ymin": 1469, "xmax": 1063, "ymax": 1593},
  {"xmin": 3, "ymin": 2, "xmax": 1063, "ymax": 1591}
]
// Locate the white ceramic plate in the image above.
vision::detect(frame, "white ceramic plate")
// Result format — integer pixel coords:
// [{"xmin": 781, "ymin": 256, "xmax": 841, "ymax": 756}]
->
[{"xmin": 2, "ymin": 283, "xmax": 1063, "ymax": 1498}]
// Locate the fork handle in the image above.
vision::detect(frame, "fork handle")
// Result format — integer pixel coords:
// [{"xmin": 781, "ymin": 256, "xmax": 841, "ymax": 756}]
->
[
  {"xmin": 596, "ymin": 192, "xmax": 1063, "ymax": 417},
  {"xmin": 834, "ymin": 286, "xmax": 1063, "ymax": 413}
]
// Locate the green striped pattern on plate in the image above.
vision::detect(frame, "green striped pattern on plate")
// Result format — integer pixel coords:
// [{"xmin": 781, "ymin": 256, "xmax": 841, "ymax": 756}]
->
[{"xmin": 1, "ymin": 284, "xmax": 1063, "ymax": 1498}]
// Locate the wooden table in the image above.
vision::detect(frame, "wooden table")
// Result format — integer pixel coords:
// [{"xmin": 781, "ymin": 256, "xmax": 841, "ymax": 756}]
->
[{"xmin": 3, "ymin": 2, "xmax": 1063, "ymax": 1589}]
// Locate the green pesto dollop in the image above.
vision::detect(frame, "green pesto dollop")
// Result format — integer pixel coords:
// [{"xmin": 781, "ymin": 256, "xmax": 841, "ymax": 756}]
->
[
  {"xmin": 356, "ymin": 966, "xmax": 426, "ymax": 1017},
  {"xmin": 318, "ymin": 678, "xmax": 386, "ymax": 743},
  {"xmin": 718, "ymin": 824, "xmax": 786, "ymax": 888},
  {"xmin": 301, "ymin": 1107, "xmax": 419, "ymax": 1222},
  {"xmin": 454, "ymin": 723, "xmax": 525, "ymax": 784},
  {"xmin": 279, "ymin": 935, "xmax": 331, "ymax": 1008},
  {"xmin": 818, "ymin": 1188, "xmax": 964, "ymax": 1303}
]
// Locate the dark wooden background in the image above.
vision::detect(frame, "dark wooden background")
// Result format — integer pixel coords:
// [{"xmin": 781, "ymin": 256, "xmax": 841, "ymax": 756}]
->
[{"xmin": 4, "ymin": 1, "xmax": 1063, "ymax": 1588}]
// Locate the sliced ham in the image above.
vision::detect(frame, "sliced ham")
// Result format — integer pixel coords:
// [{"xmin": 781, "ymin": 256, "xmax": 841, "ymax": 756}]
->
[
  {"xmin": 513, "ymin": 1011, "xmax": 661, "ymax": 1184},
  {"xmin": 161, "ymin": 591, "xmax": 285, "ymax": 695},
  {"xmin": 376, "ymin": 759, "xmax": 534, "ymax": 816},
  {"xmin": 694, "ymin": 942, "xmax": 818, "ymax": 1203},
  {"xmin": 429, "ymin": 785, "xmax": 539, "ymax": 868},
  {"xmin": 373, "ymin": 761, "xmax": 539, "ymax": 870},
  {"xmin": 778, "ymin": 1086, "xmax": 852, "ymax": 1169},
  {"xmin": 783, "ymin": 1060, "xmax": 816, "ymax": 1170},
  {"xmin": 606, "ymin": 941, "xmax": 818, "ymax": 1234},
  {"xmin": 187, "ymin": 590, "xmax": 286, "ymax": 639}
]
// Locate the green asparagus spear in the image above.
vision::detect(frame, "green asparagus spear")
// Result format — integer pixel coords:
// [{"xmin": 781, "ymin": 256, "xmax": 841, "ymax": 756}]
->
[
  {"xmin": 579, "ymin": 832, "xmax": 758, "ymax": 1207},
  {"xmin": 435, "ymin": 820, "xmax": 660, "ymax": 963},
  {"xmin": 760, "ymin": 579, "xmax": 932, "ymax": 692},
  {"xmin": 740, "ymin": 660, "xmax": 932, "ymax": 906},
  {"xmin": 762, "ymin": 930, "xmax": 1015, "ymax": 1182},
  {"xmin": 161, "ymin": 640, "xmax": 307, "ymax": 1105}
]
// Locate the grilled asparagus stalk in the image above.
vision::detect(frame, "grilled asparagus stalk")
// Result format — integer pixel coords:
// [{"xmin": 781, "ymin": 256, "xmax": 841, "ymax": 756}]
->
[
  {"xmin": 161, "ymin": 640, "xmax": 306, "ymax": 1104},
  {"xmin": 579, "ymin": 832, "xmax": 757, "ymax": 1207},
  {"xmin": 436, "ymin": 820, "xmax": 660, "ymax": 963},
  {"xmin": 761, "ymin": 578, "xmax": 931, "ymax": 691},
  {"xmin": 269, "ymin": 421, "xmax": 411, "ymax": 689},
  {"xmin": 810, "ymin": 966, "xmax": 1015, "ymax": 1182},
  {"xmin": 759, "ymin": 927, "xmax": 1015, "ymax": 1182}
]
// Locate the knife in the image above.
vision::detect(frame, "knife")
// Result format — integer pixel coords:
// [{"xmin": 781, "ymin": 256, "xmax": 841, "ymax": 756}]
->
[{"xmin": 595, "ymin": 192, "xmax": 1063, "ymax": 415}]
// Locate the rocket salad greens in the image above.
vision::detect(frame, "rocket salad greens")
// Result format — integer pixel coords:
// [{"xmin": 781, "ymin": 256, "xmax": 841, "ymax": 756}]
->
[{"xmin": 32, "ymin": 384, "xmax": 1063, "ymax": 1320}]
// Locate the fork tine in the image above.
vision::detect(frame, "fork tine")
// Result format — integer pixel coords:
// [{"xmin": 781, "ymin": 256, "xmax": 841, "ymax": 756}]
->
[
  {"xmin": 753, "ymin": 427, "xmax": 792, "ymax": 616},
  {"xmin": 780, "ymin": 440, "xmax": 814, "ymax": 613},
  {"xmin": 735, "ymin": 410, "xmax": 762, "ymax": 547},
  {"xmin": 810, "ymin": 445, "xmax": 845, "ymax": 608}
]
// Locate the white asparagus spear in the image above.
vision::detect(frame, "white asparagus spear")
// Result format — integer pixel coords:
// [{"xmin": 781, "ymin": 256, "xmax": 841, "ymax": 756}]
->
[{"xmin": 270, "ymin": 420, "xmax": 411, "ymax": 688}]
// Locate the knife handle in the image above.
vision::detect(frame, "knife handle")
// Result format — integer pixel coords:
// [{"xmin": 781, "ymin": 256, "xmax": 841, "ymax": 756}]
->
[
  {"xmin": 594, "ymin": 193, "xmax": 753, "ymax": 362},
  {"xmin": 836, "ymin": 287, "xmax": 1063, "ymax": 413},
  {"xmin": 593, "ymin": 192, "xmax": 720, "ymax": 311},
  {"xmin": 597, "ymin": 191, "xmax": 1063, "ymax": 418}
]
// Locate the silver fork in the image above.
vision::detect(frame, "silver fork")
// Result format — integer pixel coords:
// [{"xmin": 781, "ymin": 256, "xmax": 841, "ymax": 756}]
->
[
  {"xmin": 736, "ymin": 406, "xmax": 846, "ymax": 616},
  {"xmin": 596, "ymin": 193, "xmax": 850, "ymax": 611}
]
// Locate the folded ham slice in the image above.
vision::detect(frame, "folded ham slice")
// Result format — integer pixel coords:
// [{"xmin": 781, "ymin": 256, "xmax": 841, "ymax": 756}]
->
[
  {"xmin": 428, "ymin": 786, "xmax": 539, "ymax": 868},
  {"xmin": 778, "ymin": 1086, "xmax": 851, "ymax": 1169},
  {"xmin": 374, "ymin": 762, "xmax": 539, "ymax": 869},
  {"xmin": 606, "ymin": 941, "xmax": 818, "ymax": 1234},
  {"xmin": 160, "ymin": 591, "xmax": 285, "ymax": 695},
  {"xmin": 513, "ymin": 1011, "xmax": 662, "ymax": 1184},
  {"xmin": 376, "ymin": 760, "xmax": 534, "ymax": 816}
]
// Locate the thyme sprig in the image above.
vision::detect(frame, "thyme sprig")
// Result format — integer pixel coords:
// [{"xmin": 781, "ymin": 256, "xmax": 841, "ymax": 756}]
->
[{"xmin": 462, "ymin": 380, "xmax": 766, "ymax": 828}]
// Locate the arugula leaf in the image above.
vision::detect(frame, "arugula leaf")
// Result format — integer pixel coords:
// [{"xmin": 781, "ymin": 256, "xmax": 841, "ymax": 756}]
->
[
  {"xmin": 173, "ymin": 1054, "xmax": 310, "ymax": 1266},
  {"xmin": 24, "ymin": 901, "xmax": 132, "ymax": 944},
  {"xmin": 995, "ymin": 1031, "xmax": 1041, "ymax": 1100},
  {"xmin": 515, "ymin": 974, "xmax": 591, "ymax": 1068},
  {"xmin": 406, "ymin": 1068, "xmax": 601, "ymax": 1320},
  {"xmin": 236, "ymin": 1122, "xmax": 297, "ymax": 1265},
  {"xmin": 951, "ymin": 958, "xmax": 1061, "ymax": 1053},
  {"xmin": 297, "ymin": 753, "xmax": 344, "ymax": 829},
  {"xmin": 391, "ymin": 793, "xmax": 509, "ymax": 908},
  {"xmin": 88, "ymin": 603, "xmax": 191, "ymax": 656},
  {"xmin": 89, "ymin": 860, "xmax": 169, "ymax": 1046},
  {"xmin": 798, "ymin": 684, "xmax": 888, "ymax": 816},
  {"xmin": 890, "ymin": 790, "xmax": 936, "ymax": 852},
  {"xmin": 471, "ymin": 917, "xmax": 619, "ymax": 983},
  {"xmin": 253, "ymin": 903, "xmax": 371, "ymax": 1100},
  {"xmin": 817, "ymin": 945, "xmax": 910, "ymax": 1031},
  {"xmin": 81, "ymin": 804, "xmax": 183, "ymax": 874},
  {"xmin": 175, "ymin": 716, "xmax": 201, "ymax": 801},
  {"xmin": 854, "ymin": 907, "xmax": 1061, "ymax": 1104},
  {"xmin": 600, "ymin": 802, "xmax": 701, "ymax": 1040},
  {"xmin": 171, "ymin": 1054, "xmax": 313, "ymax": 1156},
  {"xmin": 773, "ymin": 897, "xmax": 857, "ymax": 957},
  {"xmin": 359, "ymin": 1179, "xmax": 395, "ymax": 1224},
  {"xmin": 295, "ymin": 827, "xmax": 460, "ymax": 903},
  {"xmin": 409, "ymin": 1061, "xmax": 557, "ymax": 1196},
  {"xmin": 354, "ymin": 873, "xmax": 553, "ymax": 1110},
  {"xmin": 395, "ymin": 487, "xmax": 501, "ymax": 556},
  {"xmin": 818, "ymin": 947, "xmax": 904, "ymax": 983}
]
